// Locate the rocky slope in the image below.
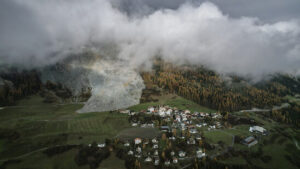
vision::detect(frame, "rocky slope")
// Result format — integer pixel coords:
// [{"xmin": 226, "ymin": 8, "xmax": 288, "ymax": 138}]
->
[{"xmin": 40, "ymin": 55, "xmax": 145, "ymax": 113}]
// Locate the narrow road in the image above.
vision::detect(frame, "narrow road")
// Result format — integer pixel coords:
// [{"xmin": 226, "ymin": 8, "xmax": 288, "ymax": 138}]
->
[{"xmin": 0, "ymin": 147, "xmax": 49, "ymax": 162}]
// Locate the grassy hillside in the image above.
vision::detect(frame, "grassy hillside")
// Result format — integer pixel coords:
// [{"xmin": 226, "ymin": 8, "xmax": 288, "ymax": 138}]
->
[
  {"xmin": 0, "ymin": 95, "xmax": 131, "ymax": 168},
  {"xmin": 129, "ymin": 93, "xmax": 216, "ymax": 113}
]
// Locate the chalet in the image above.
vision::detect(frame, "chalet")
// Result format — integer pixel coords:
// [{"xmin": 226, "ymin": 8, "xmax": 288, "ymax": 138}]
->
[{"xmin": 243, "ymin": 136, "xmax": 258, "ymax": 147}]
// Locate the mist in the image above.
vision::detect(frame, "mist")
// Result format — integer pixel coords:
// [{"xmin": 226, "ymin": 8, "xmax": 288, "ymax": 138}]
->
[{"xmin": 0, "ymin": 0, "xmax": 300, "ymax": 79}]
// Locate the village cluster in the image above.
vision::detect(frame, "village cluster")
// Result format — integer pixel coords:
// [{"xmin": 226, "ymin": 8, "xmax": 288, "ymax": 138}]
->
[{"xmin": 92, "ymin": 105, "xmax": 268, "ymax": 167}]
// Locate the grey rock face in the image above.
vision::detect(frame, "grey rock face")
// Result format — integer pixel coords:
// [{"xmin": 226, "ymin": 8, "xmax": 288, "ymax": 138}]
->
[
  {"xmin": 40, "ymin": 56, "xmax": 145, "ymax": 113},
  {"xmin": 77, "ymin": 61, "xmax": 145, "ymax": 113}
]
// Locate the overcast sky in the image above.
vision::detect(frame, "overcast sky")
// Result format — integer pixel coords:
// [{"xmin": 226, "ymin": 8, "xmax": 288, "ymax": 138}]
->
[
  {"xmin": 0, "ymin": 0, "xmax": 299, "ymax": 79},
  {"xmin": 114, "ymin": 0, "xmax": 300, "ymax": 21}
]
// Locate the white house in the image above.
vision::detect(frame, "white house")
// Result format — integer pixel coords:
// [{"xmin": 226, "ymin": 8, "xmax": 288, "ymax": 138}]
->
[
  {"xmin": 128, "ymin": 150, "xmax": 134, "ymax": 155},
  {"xmin": 249, "ymin": 126, "xmax": 267, "ymax": 134},
  {"xmin": 164, "ymin": 160, "xmax": 171, "ymax": 166},
  {"xmin": 152, "ymin": 138, "xmax": 158, "ymax": 144},
  {"xmin": 178, "ymin": 151, "xmax": 186, "ymax": 158},
  {"xmin": 196, "ymin": 149, "xmax": 206, "ymax": 158},
  {"xmin": 145, "ymin": 156, "xmax": 152, "ymax": 162},
  {"xmin": 153, "ymin": 144, "xmax": 159, "ymax": 149},
  {"xmin": 97, "ymin": 143, "xmax": 106, "ymax": 148},
  {"xmin": 154, "ymin": 158, "xmax": 160, "ymax": 166},
  {"xmin": 148, "ymin": 107, "xmax": 155, "ymax": 113},
  {"xmin": 136, "ymin": 147, "xmax": 142, "ymax": 153},
  {"xmin": 173, "ymin": 157, "xmax": 178, "ymax": 164},
  {"xmin": 120, "ymin": 110, "xmax": 130, "ymax": 114}
]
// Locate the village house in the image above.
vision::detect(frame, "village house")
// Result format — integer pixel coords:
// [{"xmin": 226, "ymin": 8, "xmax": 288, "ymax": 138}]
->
[
  {"xmin": 187, "ymin": 138, "xmax": 196, "ymax": 145},
  {"xmin": 124, "ymin": 142, "xmax": 130, "ymax": 147},
  {"xmin": 148, "ymin": 107, "xmax": 155, "ymax": 113},
  {"xmin": 243, "ymin": 136, "xmax": 258, "ymax": 147},
  {"xmin": 152, "ymin": 138, "xmax": 158, "ymax": 144},
  {"xmin": 97, "ymin": 143, "xmax": 106, "ymax": 148},
  {"xmin": 178, "ymin": 151, "xmax": 186, "ymax": 158},
  {"xmin": 135, "ymin": 138, "xmax": 142, "ymax": 145},
  {"xmin": 189, "ymin": 128, "xmax": 198, "ymax": 134},
  {"xmin": 145, "ymin": 156, "xmax": 152, "ymax": 162},
  {"xmin": 169, "ymin": 136, "xmax": 176, "ymax": 140},
  {"xmin": 132, "ymin": 123, "xmax": 138, "ymax": 127},
  {"xmin": 120, "ymin": 109, "xmax": 130, "ymax": 114},
  {"xmin": 128, "ymin": 150, "xmax": 134, "ymax": 155},
  {"xmin": 164, "ymin": 160, "xmax": 171, "ymax": 166},
  {"xmin": 136, "ymin": 146, "xmax": 142, "ymax": 153},
  {"xmin": 160, "ymin": 126, "xmax": 171, "ymax": 132},
  {"xmin": 154, "ymin": 158, "xmax": 160, "ymax": 166},
  {"xmin": 173, "ymin": 157, "xmax": 178, "ymax": 164},
  {"xmin": 196, "ymin": 149, "xmax": 206, "ymax": 158}
]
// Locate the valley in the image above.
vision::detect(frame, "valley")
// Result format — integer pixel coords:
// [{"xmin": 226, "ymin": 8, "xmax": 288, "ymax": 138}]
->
[{"xmin": 0, "ymin": 93, "xmax": 299, "ymax": 169}]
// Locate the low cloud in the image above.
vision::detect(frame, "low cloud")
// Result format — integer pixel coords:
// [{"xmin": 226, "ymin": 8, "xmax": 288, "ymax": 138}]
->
[{"xmin": 0, "ymin": 0, "xmax": 300, "ymax": 79}]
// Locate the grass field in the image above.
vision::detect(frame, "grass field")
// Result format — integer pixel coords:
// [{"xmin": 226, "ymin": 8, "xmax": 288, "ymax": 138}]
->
[
  {"xmin": 129, "ymin": 94, "xmax": 216, "ymax": 113},
  {"xmin": 218, "ymin": 111, "xmax": 300, "ymax": 169},
  {"xmin": 203, "ymin": 130, "xmax": 233, "ymax": 145},
  {"xmin": 98, "ymin": 153, "xmax": 126, "ymax": 169},
  {"xmin": 0, "ymin": 95, "xmax": 132, "ymax": 168},
  {"xmin": 284, "ymin": 95, "xmax": 300, "ymax": 105}
]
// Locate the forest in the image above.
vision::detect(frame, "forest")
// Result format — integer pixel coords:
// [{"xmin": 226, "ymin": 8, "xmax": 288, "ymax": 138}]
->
[{"xmin": 142, "ymin": 61, "xmax": 298, "ymax": 112}]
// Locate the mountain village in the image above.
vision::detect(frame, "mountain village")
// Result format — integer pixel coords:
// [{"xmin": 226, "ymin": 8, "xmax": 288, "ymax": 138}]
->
[{"xmin": 90, "ymin": 105, "xmax": 268, "ymax": 168}]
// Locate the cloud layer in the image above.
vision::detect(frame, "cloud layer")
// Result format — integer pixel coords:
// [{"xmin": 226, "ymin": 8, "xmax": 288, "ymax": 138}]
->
[{"xmin": 0, "ymin": 0, "xmax": 300, "ymax": 78}]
